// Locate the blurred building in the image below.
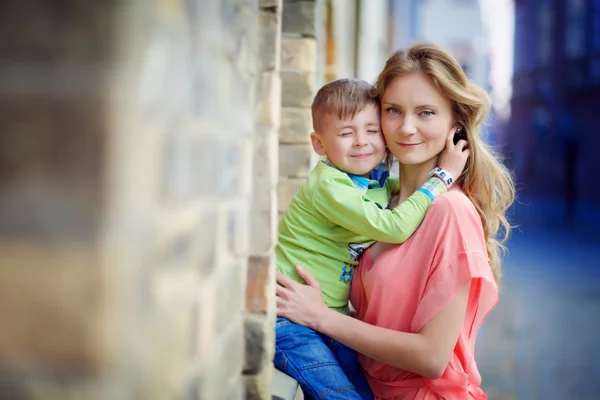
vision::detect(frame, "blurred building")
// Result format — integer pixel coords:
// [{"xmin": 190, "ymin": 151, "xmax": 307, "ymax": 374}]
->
[
  {"xmin": 390, "ymin": 0, "xmax": 491, "ymax": 91},
  {"xmin": 508, "ymin": 0, "xmax": 600, "ymax": 211}
]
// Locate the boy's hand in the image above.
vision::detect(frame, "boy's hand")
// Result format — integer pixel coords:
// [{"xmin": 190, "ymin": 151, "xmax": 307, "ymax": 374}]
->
[{"xmin": 437, "ymin": 128, "xmax": 469, "ymax": 184}]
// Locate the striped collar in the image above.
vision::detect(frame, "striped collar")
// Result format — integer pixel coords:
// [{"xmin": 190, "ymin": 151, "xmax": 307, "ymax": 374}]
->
[{"xmin": 324, "ymin": 160, "xmax": 389, "ymax": 193}]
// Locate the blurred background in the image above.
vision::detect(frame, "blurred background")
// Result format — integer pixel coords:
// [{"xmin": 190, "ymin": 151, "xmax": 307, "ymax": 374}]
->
[{"xmin": 0, "ymin": 0, "xmax": 598, "ymax": 399}]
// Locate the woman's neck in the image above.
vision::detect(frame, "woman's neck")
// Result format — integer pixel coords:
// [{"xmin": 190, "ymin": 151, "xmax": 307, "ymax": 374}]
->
[{"xmin": 397, "ymin": 157, "xmax": 439, "ymax": 203}]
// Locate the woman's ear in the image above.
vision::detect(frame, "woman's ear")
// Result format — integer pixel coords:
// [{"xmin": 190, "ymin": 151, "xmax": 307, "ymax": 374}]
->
[{"xmin": 310, "ymin": 132, "xmax": 327, "ymax": 156}]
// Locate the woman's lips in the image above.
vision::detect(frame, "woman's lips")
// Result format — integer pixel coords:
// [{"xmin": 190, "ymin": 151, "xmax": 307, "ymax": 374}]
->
[{"xmin": 397, "ymin": 142, "xmax": 422, "ymax": 148}]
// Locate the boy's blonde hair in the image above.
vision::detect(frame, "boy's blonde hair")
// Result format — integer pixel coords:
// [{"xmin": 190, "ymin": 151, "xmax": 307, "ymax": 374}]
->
[{"xmin": 311, "ymin": 78, "xmax": 380, "ymax": 133}]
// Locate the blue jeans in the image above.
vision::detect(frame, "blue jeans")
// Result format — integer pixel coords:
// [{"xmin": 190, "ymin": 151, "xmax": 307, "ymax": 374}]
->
[{"xmin": 274, "ymin": 317, "xmax": 373, "ymax": 400}]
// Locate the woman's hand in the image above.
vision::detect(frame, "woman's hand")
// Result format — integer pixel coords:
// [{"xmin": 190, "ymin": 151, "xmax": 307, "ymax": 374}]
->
[
  {"xmin": 437, "ymin": 127, "xmax": 470, "ymax": 182},
  {"xmin": 276, "ymin": 265, "xmax": 331, "ymax": 330}
]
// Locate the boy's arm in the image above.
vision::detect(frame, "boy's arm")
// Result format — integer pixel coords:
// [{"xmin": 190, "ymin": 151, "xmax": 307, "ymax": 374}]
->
[{"xmin": 314, "ymin": 175, "xmax": 446, "ymax": 243}]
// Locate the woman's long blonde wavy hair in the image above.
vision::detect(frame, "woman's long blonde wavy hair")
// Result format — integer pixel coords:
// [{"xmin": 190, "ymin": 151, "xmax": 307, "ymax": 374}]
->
[{"xmin": 374, "ymin": 43, "xmax": 515, "ymax": 283}]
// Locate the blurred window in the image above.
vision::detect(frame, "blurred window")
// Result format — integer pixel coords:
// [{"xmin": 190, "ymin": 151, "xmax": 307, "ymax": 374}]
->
[
  {"xmin": 593, "ymin": 0, "xmax": 600, "ymax": 52},
  {"xmin": 538, "ymin": 2, "xmax": 554, "ymax": 67},
  {"xmin": 565, "ymin": 0, "xmax": 586, "ymax": 59}
]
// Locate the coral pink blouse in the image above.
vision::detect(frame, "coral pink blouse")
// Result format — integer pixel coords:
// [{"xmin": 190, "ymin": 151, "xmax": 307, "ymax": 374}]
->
[{"xmin": 349, "ymin": 189, "xmax": 498, "ymax": 400}]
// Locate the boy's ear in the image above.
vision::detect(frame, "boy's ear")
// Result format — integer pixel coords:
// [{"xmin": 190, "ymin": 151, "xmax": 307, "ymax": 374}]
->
[{"xmin": 310, "ymin": 132, "xmax": 327, "ymax": 156}]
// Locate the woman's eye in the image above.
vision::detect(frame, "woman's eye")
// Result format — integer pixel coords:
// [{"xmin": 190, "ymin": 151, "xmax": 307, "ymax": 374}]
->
[
  {"xmin": 341, "ymin": 132, "xmax": 353, "ymax": 137},
  {"xmin": 420, "ymin": 110, "xmax": 434, "ymax": 117},
  {"xmin": 386, "ymin": 107, "xmax": 401, "ymax": 115}
]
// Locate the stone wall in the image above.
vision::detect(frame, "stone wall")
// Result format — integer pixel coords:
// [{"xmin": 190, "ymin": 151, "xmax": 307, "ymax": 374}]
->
[
  {"xmin": 0, "ymin": 0, "xmax": 278, "ymax": 399},
  {"xmin": 244, "ymin": 0, "xmax": 282, "ymax": 399},
  {"xmin": 278, "ymin": 0, "xmax": 319, "ymax": 212}
]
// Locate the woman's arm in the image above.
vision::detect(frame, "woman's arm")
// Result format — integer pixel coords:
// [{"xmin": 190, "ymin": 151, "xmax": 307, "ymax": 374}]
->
[{"xmin": 276, "ymin": 267, "xmax": 470, "ymax": 379}]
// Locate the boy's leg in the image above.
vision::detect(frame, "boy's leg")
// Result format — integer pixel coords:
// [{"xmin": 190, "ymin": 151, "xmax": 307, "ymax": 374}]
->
[
  {"xmin": 323, "ymin": 336, "xmax": 373, "ymax": 400},
  {"xmin": 274, "ymin": 317, "xmax": 364, "ymax": 400}
]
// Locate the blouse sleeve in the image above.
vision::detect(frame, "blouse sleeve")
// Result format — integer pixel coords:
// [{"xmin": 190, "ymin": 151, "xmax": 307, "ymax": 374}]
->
[{"xmin": 410, "ymin": 194, "xmax": 499, "ymax": 333}]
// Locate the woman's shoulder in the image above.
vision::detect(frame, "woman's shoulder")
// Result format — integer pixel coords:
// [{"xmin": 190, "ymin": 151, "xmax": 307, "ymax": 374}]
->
[{"xmin": 428, "ymin": 188, "xmax": 479, "ymax": 221}]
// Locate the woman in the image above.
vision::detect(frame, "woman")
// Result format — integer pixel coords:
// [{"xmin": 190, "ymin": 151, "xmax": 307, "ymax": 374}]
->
[{"xmin": 276, "ymin": 43, "xmax": 515, "ymax": 399}]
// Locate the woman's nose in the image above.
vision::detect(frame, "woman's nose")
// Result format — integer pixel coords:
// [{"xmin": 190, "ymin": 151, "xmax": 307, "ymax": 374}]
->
[{"xmin": 400, "ymin": 117, "xmax": 417, "ymax": 135}]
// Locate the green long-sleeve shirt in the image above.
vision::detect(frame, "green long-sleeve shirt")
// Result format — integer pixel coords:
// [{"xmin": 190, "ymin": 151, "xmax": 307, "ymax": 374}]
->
[{"xmin": 276, "ymin": 161, "xmax": 446, "ymax": 312}]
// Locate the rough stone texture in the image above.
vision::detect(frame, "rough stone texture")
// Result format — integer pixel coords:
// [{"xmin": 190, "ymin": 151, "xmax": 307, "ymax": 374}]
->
[
  {"xmin": 244, "ymin": 313, "xmax": 275, "ymax": 373},
  {"xmin": 279, "ymin": 144, "xmax": 313, "ymax": 178},
  {"xmin": 281, "ymin": 72, "xmax": 316, "ymax": 108},
  {"xmin": 256, "ymin": 71, "xmax": 282, "ymax": 128},
  {"xmin": 245, "ymin": 367, "xmax": 274, "ymax": 400},
  {"xmin": 282, "ymin": 0, "xmax": 316, "ymax": 37},
  {"xmin": 246, "ymin": 255, "xmax": 274, "ymax": 314},
  {"xmin": 259, "ymin": 9, "xmax": 282, "ymax": 72},
  {"xmin": 0, "ymin": 0, "xmax": 265, "ymax": 399},
  {"xmin": 244, "ymin": 0, "xmax": 281, "ymax": 398},
  {"xmin": 280, "ymin": 107, "xmax": 313, "ymax": 143},
  {"xmin": 281, "ymin": 37, "xmax": 317, "ymax": 72}
]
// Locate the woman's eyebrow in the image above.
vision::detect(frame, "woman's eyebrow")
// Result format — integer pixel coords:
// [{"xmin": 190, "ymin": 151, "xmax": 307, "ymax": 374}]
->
[{"xmin": 415, "ymin": 104, "xmax": 439, "ymax": 109}]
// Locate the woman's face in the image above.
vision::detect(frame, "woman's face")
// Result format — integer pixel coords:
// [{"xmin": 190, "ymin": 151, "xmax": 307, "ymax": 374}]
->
[{"xmin": 380, "ymin": 72, "xmax": 455, "ymax": 166}]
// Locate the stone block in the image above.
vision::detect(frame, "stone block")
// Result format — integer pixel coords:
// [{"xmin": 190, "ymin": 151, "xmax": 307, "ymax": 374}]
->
[
  {"xmin": 260, "ymin": 0, "xmax": 281, "ymax": 8},
  {"xmin": 259, "ymin": 10, "xmax": 281, "ymax": 71},
  {"xmin": 282, "ymin": 1, "xmax": 315, "ymax": 37},
  {"xmin": 0, "ymin": 241, "xmax": 113, "ymax": 370},
  {"xmin": 281, "ymin": 72, "xmax": 315, "ymax": 108},
  {"xmin": 198, "ymin": 207, "xmax": 219, "ymax": 277},
  {"xmin": 254, "ymin": 128, "xmax": 279, "ymax": 188},
  {"xmin": 221, "ymin": 379, "xmax": 245, "ymax": 400},
  {"xmin": 249, "ymin": 188, "xmax": 278, "ymax": 253},
  {"xmin": 244, "ymin": 313, "xmax": 275, "ymax": 374},
  {"xmin": 279, "ymin": 144, "xmax": 312, "ymax": 178},
  {"xmin": 216, "ymin": 259, "xmax": 246, "ymax": 332},
  {"xmin": 281, "ymin": 38, "xmax": 316, "ymax": 72},
  {"xmin": 246, "ymin": 255, "xmax": 274, "ymax": 314},
  {"xmin": 245, "ymin": 366, "xmax": 274, "ymax": 400},
  {"xmin": 280, "ymin": 107, "xmax": 312, "ymax": 144},
  {"xmin": 256, "ymin": 71, "xmax": 282, "ymax": 128},
  {"xmin": 197, "ymin": 318, "xmax": 245, "ymax": 400},
  {"xmin": 277, "ymin": 178, "xmax": 305, "ymax": 212}
]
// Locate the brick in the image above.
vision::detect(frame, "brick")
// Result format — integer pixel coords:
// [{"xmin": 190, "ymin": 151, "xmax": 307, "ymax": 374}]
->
[
  {"xmin": 226, "ymin": 202, "xmax": 250, "ymax": 258},
  {"xmin": 281, "ymin": 72, "xmax": 315, "ymax": 107},
  {"xmin": 278, "ymin": 178, "xmax": 305, "ymax": 212},
  {"xmin": 198, "ymin": 319, "xmax": 245, "ymax": 400},
  {"xmin": 254, "ymin": 128, "xmax": 279, "ymax": 189},
  {"xmin": 222, "ymin": 0, "xmax": 259, "ymax": 79},
  {"xmin": 281, "ymin": 38, "xmax": 316, "ymax": 72},
  {"xmin": 246, "ymin": 255, "xmax": 274, "ymax": 314},
  {"xmin": 279, "ymin": 144, "xmax": 312, "ymax": 178},
  {"xmin": 260, "ymin": 0, "xmax": 281, "ymax": 8},
  {"xmin": 245, "ymin": 366, "xmax": 274, "ymax": 400},
  {"xmin": 216, "ymin": 259, "xmax": 246, "ymax": 332},
  {"xmin": 195, "ymin": 280, "xmax": 217, "ymax": 362},
  {"xmin": 280, "ymin": 107, "xmax": 312, "ymax": 143},
  {"xmin": 244, "ymin": 313, "xmax": 275, "ymax": 374},
  {"xmin": 220, "ymin": 379, "xmax": 245, "ymax": 400},
  {"xmin": 249, "ymin": 188, "xmax": 278, "ymax": 253},
  {"xmin": 198, "ymin": 208, "xmax": 218, "ymax": 277},
  {"xmin": 259, "ymin": 10, "xmax": 281, "ymax": 71},
  {"xmin": 0, "ymin": 241, "xmax": 113, "ymax": 371},
  {"xmin": 256, "ymin": 71, "xmax": 282, "ymax": 128},
  {"xmin": 0, "ymin": 2, "xmax": 110, "ymax": 62},
  {"xmin": 282, "ymin": 1, "xmax": 316, "ymax": 37}
]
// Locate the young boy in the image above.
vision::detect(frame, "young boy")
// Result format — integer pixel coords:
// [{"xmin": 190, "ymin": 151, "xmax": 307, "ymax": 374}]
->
[{"xmin": 274, "ymin": 79, "xmax": 464, "ymax": 399}]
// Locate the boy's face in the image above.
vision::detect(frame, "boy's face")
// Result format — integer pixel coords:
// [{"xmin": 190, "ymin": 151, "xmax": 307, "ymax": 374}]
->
[{"xmin": 311, "ymin": 104, "xmax": 386, "ymax": 177}]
